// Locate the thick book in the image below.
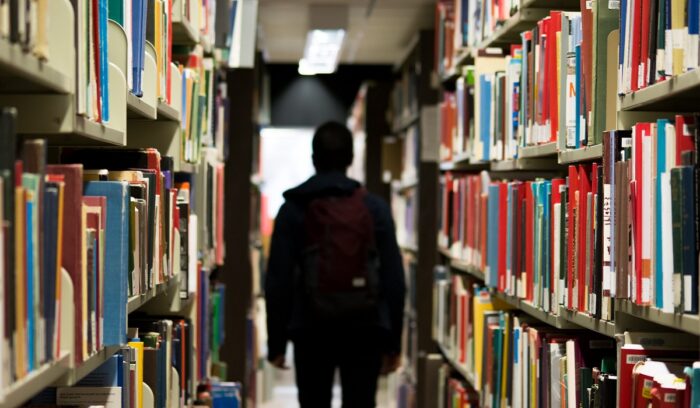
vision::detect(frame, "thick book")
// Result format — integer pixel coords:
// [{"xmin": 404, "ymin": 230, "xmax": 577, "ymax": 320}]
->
[
  {"xmin": 45, "ymin": 164, "xmax": 84, "ymax": 364},
  {"xmin": 84, "ymin": 181, "xmax": 130, "ymax": 346}
]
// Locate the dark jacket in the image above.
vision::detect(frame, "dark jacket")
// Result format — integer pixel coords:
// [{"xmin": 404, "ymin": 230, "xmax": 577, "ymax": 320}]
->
[{"xmin": 265, "ymin": 172, "xmax": 406, "ymax": 360}]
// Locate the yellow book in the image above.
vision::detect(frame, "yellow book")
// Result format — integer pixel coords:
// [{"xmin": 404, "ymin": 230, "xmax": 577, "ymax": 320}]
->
[
  {"xmin": 128, "ymin": 340, "xmax": 145, "ymax": 408},
  {"xmin": 671, "ymin": 0, "xmax": 686, "ymax": 76},
  {"xmin": 34, "ymin": 0, "xmax": 48, "ymax": 59},
  {"xmin": 472, "ymin": 290, "xmax": 510, "ymax": 391},
  {"xmin": 14, "ymin": 186, "xmax": 26, "ymax": 379}
]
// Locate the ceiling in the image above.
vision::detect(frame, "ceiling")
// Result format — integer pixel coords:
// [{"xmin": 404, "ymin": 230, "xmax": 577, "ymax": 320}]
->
[{"xmin": 258, "ymin": 0, "xmax": 436, "ymax": 65}]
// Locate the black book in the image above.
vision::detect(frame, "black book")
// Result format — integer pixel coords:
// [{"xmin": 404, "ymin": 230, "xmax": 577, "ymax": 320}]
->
[{"xmin": 0, "ymin": 108, "xmax": 16, "ymax": 367}]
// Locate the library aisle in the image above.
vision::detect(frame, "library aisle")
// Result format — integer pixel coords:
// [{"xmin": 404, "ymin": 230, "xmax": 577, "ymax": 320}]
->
[{"xmin": 2, "ymin": 0, "xmax": 700, "ymax": 407}]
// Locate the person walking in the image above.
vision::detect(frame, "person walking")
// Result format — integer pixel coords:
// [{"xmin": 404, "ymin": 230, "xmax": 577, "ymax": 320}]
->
[{"xmin": 265, "ymin": 121, "xmax": 406, "ymax": 408}]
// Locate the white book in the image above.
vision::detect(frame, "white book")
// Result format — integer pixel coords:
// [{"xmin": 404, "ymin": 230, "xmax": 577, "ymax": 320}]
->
[
  {"xmin": 511, "ymin": 322, "xmax": 521, "ymax": 408},
  {"xmin": 642, "ymin": 132, "xmax": 653, "ymax": 303},
  {"xmin": 661, "ymin": 172, "xmax": 675, "ymax": 313},
  {"xmin": 566, "ymin": 340, "xmax": 577, "ymax": 408},
  {"xmin": 553, "ymin": 202, "xmax": 561, "ymax": 310},
  {"xmin": 550, "ymin": 343, "xmax": 564, "ymax": 408}
]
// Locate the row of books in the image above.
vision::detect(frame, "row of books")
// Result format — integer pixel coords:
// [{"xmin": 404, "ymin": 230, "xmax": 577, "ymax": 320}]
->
[
  {"xmin": 0, "ymin": 0, "xmax": 49, "ymax": 58},
  {"xmin": 434, "ymin": 0, "xmax": 521, "ymax": 77},
  {"xmin": 391, "ymin": 58, "xmax": 420, "ymax": 131},
  {"xmin": 434, "ymin": 275, "xmax": 700, "ymax": 407},
  {"xmin": 438, "ymin": 364, "xmax": 478, "ymax": 408},
  {"xmin": 0, "ymin": 110, "xmax": 226, "ymax": 396},
  {"xmin": 619, "ymin": 0, "xmax": 700, "ymax": 94},
  {"xmin": 25, "ymin": 310, "xmax": 235, "ymax": 408},
  {"xmin": 392, "ymin": 187, "xmax": 418, "ymax": 251},
  {"xmin": 439, "ymin": 115, "xmax": 699, "ymax": 319},
  {"xmin": 439, "ymin": 5, "xmax": 619, "ymax": 162}
]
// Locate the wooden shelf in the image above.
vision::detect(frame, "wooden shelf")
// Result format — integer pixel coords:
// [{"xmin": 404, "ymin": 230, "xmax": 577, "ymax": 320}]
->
[
  {"xmin": 127, "ymin": 93, "xmax": 158, "ymax": 120},
  {"xmin": 0, "ymin": 39, "xmax": 72, "ymax": 94},
  {"xmin": 558, "ymin": 307, "xmax": 616, "ymax": 338},
  {"xmin": 157, "ymin": 101, "xmax": 180, "ymax": 122},
  {"xmin": 127, "ymin": 275, "xmax": 180, "ymax": 314},
  {"xmin": 437, "ymin": 342, "xmax": 476, "ymax": 389},
  {"xmin": 557, "ymin": 144, "xmax": 603, "ymax": 164},
  {"xmin": 619, "ymin": 69, "xmax": 700, "ymax": 112},
  {"xmin": 615, "ymin": 299, "xmax": 700, "ymax": 336},
  {"xmin": 518, "ymin": 142, "xmax": 557, "ymax": 158},
  {"xmin": 0, "ymin": 353, "xmax": 71, "ymax": 408}
]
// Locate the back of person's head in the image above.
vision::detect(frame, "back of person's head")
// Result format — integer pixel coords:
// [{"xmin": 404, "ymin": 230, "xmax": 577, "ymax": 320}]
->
[{"xmin": 312, "ymin": 121, "xmax": 353, "ymax": 173}]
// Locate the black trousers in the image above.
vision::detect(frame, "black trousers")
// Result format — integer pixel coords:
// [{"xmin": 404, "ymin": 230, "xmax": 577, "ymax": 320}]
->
[{"xmin": 293, "ymin": 327, "xmax": 383, "ymax": 408}]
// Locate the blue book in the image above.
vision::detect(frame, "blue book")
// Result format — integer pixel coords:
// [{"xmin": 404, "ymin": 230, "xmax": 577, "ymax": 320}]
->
[
  {"xmin": 212, "ymin": 382, "xmax": 242, "ymax": 408},
  {"xmin": 655, "ymin": 119, "xmax": 669, "ymax": 308},
  {"xmin": 43, "ymin": 183, "xmax": 60, "ymax": 361},
  {"xmin": 99, "ymin": 0, "xmax": 110, "ymax": 121},
  {"xmin": 77, "ymin": 354, "xmax": 122, "ymax": 387},
  {"xmin": 619, "ymin": 0, "xmax": 627, "ymax": 76},
  {"xmin": 227, "ymin": 1, "xmax": 239, "ymax": 48},
  {"xmin": 84, "ymin": 181, "xmax": 130, "ymax": 346},
  {"xmin": 480, "ymin": 75, "xmax": 493, "ymax": 161},
  {"xmin": 689, "ymin": 0, "xmax": 699, "ymax": 36},
  {"xmin": 132, "ymin": 0, "xmax": 148, "ymax": 96},
  {"xmin": 487, "ymin": 184, "xmax": 500, "ymax": 288}
]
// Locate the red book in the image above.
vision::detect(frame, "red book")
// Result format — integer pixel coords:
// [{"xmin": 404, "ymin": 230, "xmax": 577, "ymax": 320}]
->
[
  {"xmin": 580, "ymin": 0, "xmax": 594, "ymax": 118},
  {"xmin": 452, "ymin": 176, "xmax": 460, "ymax": 245},
  {"xmin": 549, "ymin": 12, "xmax": 562, "ymax": 142},
  {"xmin": 465, "ymin": 177, "xmax": 473, "ymax": 257},
  {"xmin": 639, "ymin": 0, "xmax": 651, "ymax": 89},
  {"xmin": 498, "ymin": 182, "xmax": 508, "ymax": 292},
  {"xmin": 525, "ymin": 182, "xmax": 534, "ymax": 301},
  {"xmin": 92, "ymin": 0, "xmax": 102, "ymax": 122},
  {"xmin": 458, "ymin": 290, "xmax": 467, "ymax": 363},
  {"xmin": 480, "ymin": 194, "xmax": 488, "ymax": 271},
  {"xmin": 45, "ymin": 164, "xmax": 85, "ymax": 364},
  {"xmin": 443, "ymin": 172, "xmax": 452, "ymax": 239},
  {"xmin": 567, "ymin": 166, "xmax": 579, "ymax": 309},
  {"xmin": 618, "ymin": 345, "xmax": 694, "ymax": 408},
  {"xmin": 577, "ymin": 164, "xmax": 591, "ymax": 311},
  {"xmin": 675, "ymin": 115, "xmax": 696, "ymax": 166},
  {"xmin": 515, "ymin": 182, "xmax": 525, "ymax": 295}
]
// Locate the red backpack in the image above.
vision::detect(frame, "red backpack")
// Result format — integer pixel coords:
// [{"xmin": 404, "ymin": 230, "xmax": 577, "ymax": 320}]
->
[{"xmin": 301, "ymin": 188, "xmax": 380, "ymax": 322}]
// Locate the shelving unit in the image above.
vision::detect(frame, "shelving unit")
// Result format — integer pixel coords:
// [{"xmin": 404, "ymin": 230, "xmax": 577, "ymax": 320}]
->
[
  {"xmin": 615, "ymin": 299, "xmax": 700, "ymax": 336},
  {"xmin": 57, "ymin": 346, "xmax": 123, "ymax": 387},
  {"xmin": 0, "ymin": 39, "xmax": 72, "ymax": 94},
  {"xmin": 558, "ymin": 307, "xmax": 616, "ymax": 338},
  {"xmin": 518, "ymin": 142, "xmax": 557, "ymax": 158},
  {"xmin": 127, "ymin": 276, "xmax": 181, "ymax": 313},
  {"xmin": 557, "ymin": 144, "xmax": 604, "ymax": 164},
  {"xmin": 619, "ymin": 69, "xmax": 700, "ymax": 112},
  {"xmin": 490, "ymin": 157, "xmax": 559, "ymax": 171},
  {"xmin": 0, "ymin": 354, "xmax": 71, "ymax": 408},
  {"xmin": 437, "ymin": 343, "xmax": 476, "ymax": 388}
]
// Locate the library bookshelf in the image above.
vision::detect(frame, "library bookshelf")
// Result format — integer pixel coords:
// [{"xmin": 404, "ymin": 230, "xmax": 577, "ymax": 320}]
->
[
  {"xmin": 418, "ymin": 0, "xmax": 700, "ymax": 406},
  {"xmin": 0, "ymin": 0, "xmax": 251, "ymax": 406}
]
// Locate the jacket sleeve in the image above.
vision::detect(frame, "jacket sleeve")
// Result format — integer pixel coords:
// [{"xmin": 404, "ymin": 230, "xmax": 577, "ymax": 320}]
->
[
  {"xmin": 265, "ymin": 202, "xmax": 297, "ymax": 360},
  {"xmin": 374, "ymin": 198, "xmax": 407, "ymax": 355}
]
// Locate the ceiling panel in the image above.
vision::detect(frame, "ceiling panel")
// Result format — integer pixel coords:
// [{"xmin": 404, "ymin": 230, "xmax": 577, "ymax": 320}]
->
[{"xmin": 258, "ymin": 0, "xmax": 435, "ymax": 64}]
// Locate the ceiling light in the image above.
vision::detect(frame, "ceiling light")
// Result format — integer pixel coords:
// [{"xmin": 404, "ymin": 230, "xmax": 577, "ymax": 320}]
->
[{"xmin": 297, "ymin": 29, "xmax": 346, "ymax": 76}]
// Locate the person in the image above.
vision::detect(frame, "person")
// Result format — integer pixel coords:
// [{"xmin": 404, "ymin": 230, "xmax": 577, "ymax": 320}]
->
[{"xmin": 265, "ymin": 121, "xmax": 406, "ymax": 408}]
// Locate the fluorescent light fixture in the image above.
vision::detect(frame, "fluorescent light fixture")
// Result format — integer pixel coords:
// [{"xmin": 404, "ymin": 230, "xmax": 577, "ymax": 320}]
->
[{"xmin": 298, "ymin": 29, "xmax": 346, "ymax": 75}]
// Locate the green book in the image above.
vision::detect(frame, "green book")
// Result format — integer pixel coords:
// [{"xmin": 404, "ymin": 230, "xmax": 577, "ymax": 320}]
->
[{"xmin": 108, "ymin": 0, "xmax": 124, "ymax": 26}]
